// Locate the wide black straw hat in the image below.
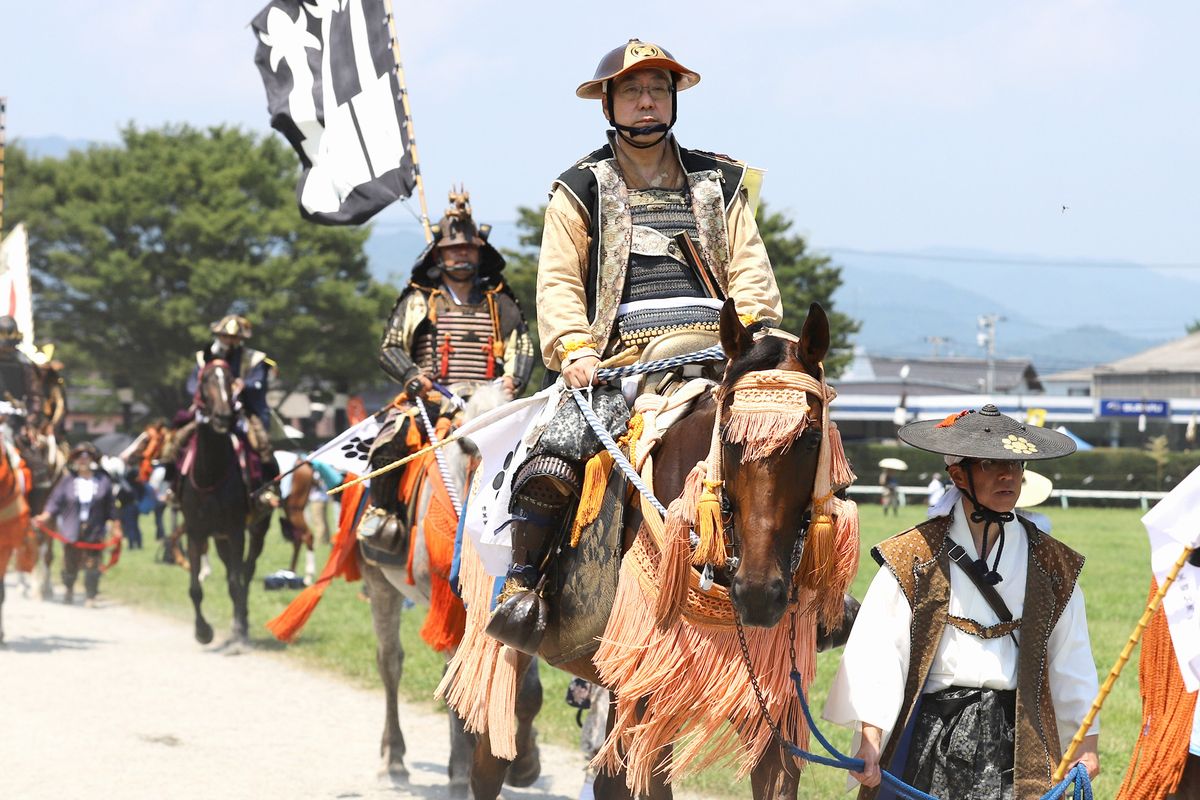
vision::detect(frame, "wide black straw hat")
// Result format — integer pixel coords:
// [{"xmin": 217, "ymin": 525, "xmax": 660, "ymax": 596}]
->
[{"xmin": 898, "ymin": 404, "xmax": 1076, "ymax": 461}]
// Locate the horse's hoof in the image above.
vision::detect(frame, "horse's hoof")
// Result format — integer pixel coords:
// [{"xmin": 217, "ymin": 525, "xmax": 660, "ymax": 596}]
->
[
  {"xmin": 505, "ymin": 743, "xmax": 541, "ymax": 788},
  {"xmin": 195, "ymin": 621, "xmax": 214, "ymax": 645},
  {"xmin": 377, "ymin": 763, "xmax": 409, "ymax": 788}
]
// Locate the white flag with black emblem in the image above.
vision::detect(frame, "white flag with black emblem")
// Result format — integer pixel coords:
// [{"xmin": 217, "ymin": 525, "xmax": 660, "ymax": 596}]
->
[
  {"xmin": 305, "ymin": 410, "xmax": 385, "ymax": 474},
  {"xmin": 251, "ymin": 0, "xmax": 415, "ymax": 225}
]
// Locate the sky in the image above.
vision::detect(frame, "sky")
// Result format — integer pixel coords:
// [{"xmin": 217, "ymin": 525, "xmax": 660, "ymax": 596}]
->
[{"xmin": 3, "ymin": 0, "xmax": 1199, "ymax": 274}]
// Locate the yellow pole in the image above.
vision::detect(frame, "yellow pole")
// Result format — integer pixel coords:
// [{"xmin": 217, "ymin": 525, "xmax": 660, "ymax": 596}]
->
[
  {"xmin": 326, "ymin": 426, "xmax": 476, "ymax": 495},
  {"xmin": 382, "ymin": 0, "xmax": 432, "ymax": 244},
  {"xmin": 1052, "ymin": 543, "xmax": 1196, "ymax": 782}
]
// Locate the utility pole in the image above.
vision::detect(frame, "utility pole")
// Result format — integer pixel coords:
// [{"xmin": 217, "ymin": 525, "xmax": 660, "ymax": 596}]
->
[
  {"xmin": 977, "ymin": 314, "xmax": 1005, "ymax": 396},
  {"xmin": 925, "ymin": 335, "xmax": 950, "ymax": 358}
]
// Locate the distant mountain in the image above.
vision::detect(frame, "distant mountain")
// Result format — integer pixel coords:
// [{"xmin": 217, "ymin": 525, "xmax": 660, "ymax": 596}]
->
[
  {"xmin": 16, "ymin": 135, "xmax": 104, "ymax": 159},
  {"xmin": 831, "ymin": 259, "xmax": 1160, "ymax": 374}
]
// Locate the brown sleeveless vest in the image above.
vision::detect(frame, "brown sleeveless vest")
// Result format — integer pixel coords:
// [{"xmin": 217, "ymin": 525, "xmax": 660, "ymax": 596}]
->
[{"xmin": 862, "ymin": 514, "xmax": 1085, "ymax": 800}]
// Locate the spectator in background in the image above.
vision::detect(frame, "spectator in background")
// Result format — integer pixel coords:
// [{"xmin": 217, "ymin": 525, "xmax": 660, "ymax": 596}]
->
[
  {"xmin": 926, "ymin": 472, "xmax": 947, "ymax": 513},
  {"xmin": 880, "ymin": 468, "xmax": 900, "ymax": 516},
  {"xmin": 35, "ymin": 442, "xmax": 121, "ymax": 606}
]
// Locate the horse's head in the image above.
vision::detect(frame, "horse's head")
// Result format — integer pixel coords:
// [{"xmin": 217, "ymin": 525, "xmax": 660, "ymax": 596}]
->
[
  {"xmin": 195, "ymin": 359, "xmax": 237, "ymax": 435},
  {"xmin": 715, "ymin": 300, "xmax": 850, "ymax": 628}
]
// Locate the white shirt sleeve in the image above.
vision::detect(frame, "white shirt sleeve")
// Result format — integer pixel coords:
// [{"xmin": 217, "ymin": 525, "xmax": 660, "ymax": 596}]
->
[
  {"xmin": 1047, "ymin": 582, "xmax": 1101, "ymax": 750},
  {"xmin": 824, "ymin": 564, "xmax": 912, "ymax": 744}
]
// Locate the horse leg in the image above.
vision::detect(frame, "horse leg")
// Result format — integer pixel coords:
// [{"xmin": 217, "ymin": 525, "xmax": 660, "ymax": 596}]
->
[
  {"xmin": 506, "ymin": 654, "xmax": 543, "ymax": 787},
  {"xmin": 0, "ymin": 547, "xmax": 11, "ymax": 644},
  {"xmin": 749, "ymin": 741, "xmax": 800, "ymax": 800},
  {"xmin": 446, "ymin": 702, "xmax": 474, "ymax": 799},
  {"xmin": 243, "ymin": 513, "xmax": 269, "ymax": 586},
  {"xmin": 212, "ymin": 536, "xmax": 248, "ymax": 646},
  {"xmin": 38, "ymin": 534, "xmax": 54, "ymax": 600},
  {"xmin": 188, "ymin": 534, "xmax": 213, "ymax": 645},
  {"xmin": 363, "ymin": 560, "xmax": 408, "ymax": 784},
  {"xmin": 591, "ymin": 693, "xmax": 673, "ymax": 800}
]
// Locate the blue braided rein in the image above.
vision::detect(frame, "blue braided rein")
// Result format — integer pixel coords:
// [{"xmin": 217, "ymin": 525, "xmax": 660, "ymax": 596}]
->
[{"xmin": 784, "ymin": 670, "xmax": 1093, "ymax": 800}]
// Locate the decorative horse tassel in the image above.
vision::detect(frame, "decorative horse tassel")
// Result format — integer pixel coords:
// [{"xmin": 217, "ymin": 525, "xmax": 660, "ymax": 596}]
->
[
  {"xmin": 654, "ymin": 500, "xmax": 693, "ymax": 629},
  {"xmin": 821, "ymin": 498, "xmax": 861, "ymax": 627},
  {"xmin": 692, "ymin": 479, "xmax": 727, "ymax": 567},
  {"xmin": 798, "ymin": 498, "xmax": 836, "ymax": 599},
  {"xmin": 570, "ymin": 450, "xmax": 614, "ymax": 548},
  {"xmin": 677, "ymin": 461, "xmax": 708, "ymax": 523},
  {"xmin": 486, "ymin": 645, "xmax": 520, "ymax": 761},
  {"xmin": 826, "ymin": 421, "xmax": 857, "ymax": 489}
]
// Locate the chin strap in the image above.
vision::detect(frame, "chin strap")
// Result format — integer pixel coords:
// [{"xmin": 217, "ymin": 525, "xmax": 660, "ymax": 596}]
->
[
  {"xmin": 606, "ymin": 82, "xmax": 677, "ymax": 149},
  {"xmin": 962, "ymin": 470, "xmax": 1013, "ymax": 586}
]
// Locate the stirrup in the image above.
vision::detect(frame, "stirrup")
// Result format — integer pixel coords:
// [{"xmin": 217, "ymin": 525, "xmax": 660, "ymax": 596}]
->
[{"xmin": 486, "ymin": 576, "xmax": 548, "ymax": 656}]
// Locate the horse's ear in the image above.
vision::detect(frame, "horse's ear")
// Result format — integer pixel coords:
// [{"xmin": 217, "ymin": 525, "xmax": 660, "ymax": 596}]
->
[
  {"xmin": 719, "ymin": 299, "xmax": 753, "ymax": 362},
  {"xmin": 798, "ymin": 302, "xmax": 830, "ymax": 369}
]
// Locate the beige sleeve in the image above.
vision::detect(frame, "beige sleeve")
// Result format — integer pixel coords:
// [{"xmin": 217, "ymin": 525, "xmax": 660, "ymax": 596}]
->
[
  {"xmin": 725, "ymin": 189, "xmax": 783, "ymax": 325},
  {"xmin": 536, "ymin": 187, "xmax": 600, "ymax": 371}
]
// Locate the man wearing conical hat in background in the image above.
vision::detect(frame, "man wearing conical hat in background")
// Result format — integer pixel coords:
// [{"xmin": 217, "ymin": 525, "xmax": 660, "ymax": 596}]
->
[
  {"xmin": 367, "ymin": 188, "xmax": 534, "ymax": 516},
  {"xmin": 486, "ymin": 38, "xmax": 783, "ymax": 653},
  {"xmin": 824, "ymin": 404, "xmax": 1100, "ymax": 799}
]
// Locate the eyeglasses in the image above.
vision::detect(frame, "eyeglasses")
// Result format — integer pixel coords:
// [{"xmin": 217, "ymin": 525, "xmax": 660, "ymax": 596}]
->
[
  {"xmin": 967, "ymin": 459, "xmax": 1026, "ymax": 475},
  {"xmin": 614, "ymin": 82, "xmax": 672, "ymax": 102}
]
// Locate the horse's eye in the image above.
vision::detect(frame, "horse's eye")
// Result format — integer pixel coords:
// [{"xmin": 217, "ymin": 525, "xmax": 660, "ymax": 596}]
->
[{"xmin": 800, "ymin": 427, "xmax": 822, "ymax": 452}]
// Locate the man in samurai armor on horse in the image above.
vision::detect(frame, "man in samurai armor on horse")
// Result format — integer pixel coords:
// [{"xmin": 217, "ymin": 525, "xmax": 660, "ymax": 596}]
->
[
  {"xmin": 486, "ymin": 37, "xmax": 783, "ymax": 653},
  {"xmin": 365, "ymin": 189, "xmax": 534, "ymax": 537},
  {"xmin": 181, "ymin": 314, "xmax": 280, "ymax": 491}
]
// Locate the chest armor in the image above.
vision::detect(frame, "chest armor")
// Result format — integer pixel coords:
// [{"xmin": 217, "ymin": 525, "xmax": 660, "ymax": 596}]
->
[
  {"xmin": 411, "ymin": 301, "xmax": 499, "ymax": 383},
  {"xmin": 615, "ymin": 189, "xmax": 719, "ymax": 348}
]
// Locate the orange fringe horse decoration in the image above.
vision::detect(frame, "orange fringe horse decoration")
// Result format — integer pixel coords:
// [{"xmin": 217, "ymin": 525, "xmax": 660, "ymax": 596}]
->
[{"xmin": 440, "ymin": 302, "xmax": 860, "ymax": 797}]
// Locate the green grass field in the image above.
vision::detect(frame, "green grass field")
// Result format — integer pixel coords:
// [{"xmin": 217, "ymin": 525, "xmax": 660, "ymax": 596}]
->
[{"xmin": 101, "ymin": 504, "xmax": 1153, "ymax": 797}]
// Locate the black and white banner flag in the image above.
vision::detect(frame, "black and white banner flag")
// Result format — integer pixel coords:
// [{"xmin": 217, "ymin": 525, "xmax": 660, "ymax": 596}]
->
[{"xmin": 251, "ymin": 0, "xmax": 415, "ymax": 225}]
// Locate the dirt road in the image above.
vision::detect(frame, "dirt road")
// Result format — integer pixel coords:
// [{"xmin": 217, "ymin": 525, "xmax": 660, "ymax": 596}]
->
[{"xmin": 0, "ymin": 576, "xmax": 590, "ymax": 800}]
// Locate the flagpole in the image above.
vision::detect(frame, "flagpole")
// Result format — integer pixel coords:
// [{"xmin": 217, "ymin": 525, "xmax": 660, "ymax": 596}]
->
[
  {"xmin": 0, "ymin": 96, "xmax": 7, "ymax": 238},
  {"xmin": 382, "ymin": 1, "xmax": 432, "ymax": 244}
]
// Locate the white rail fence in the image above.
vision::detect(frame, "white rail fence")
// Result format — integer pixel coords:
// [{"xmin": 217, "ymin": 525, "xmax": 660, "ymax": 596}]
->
[{"xmin": 848, "ymin": 485, "xmax": 1168, "ymax": 512}]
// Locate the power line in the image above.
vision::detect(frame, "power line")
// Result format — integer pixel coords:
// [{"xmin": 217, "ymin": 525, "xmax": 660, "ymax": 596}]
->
[{"xmin": 822, "ymin": 246, "xmax": 1200, "ymax": 271}]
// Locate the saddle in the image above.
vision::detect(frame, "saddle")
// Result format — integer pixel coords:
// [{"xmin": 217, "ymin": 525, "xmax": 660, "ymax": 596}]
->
[{"xmin": 540, "ymin": 332, "xmax": 720, "ymax": 665}]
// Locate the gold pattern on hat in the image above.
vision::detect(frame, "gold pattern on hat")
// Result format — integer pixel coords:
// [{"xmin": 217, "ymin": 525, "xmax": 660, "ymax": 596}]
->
[{"xmin": 1002, "ymin": 434, "xmax": 1038, "ymax": 455}]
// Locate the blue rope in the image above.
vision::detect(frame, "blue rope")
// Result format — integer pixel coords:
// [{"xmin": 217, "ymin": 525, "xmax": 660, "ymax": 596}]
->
[{"xmin": 781, "ymin": 670, "xmax": 1093, "ymax": 800}]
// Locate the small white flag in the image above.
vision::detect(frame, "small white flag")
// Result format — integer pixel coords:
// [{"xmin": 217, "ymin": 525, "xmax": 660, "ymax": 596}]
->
[
  {"xmin": 1143, "ymin": 463, "xmax": 1200, "ymax": 690},
  {"xmin": 456, "ymin": 386, "xmax": 561, "ymax": 577},
  {"xmin": 306, "ymin": 411, "xmax": 385, "ymax": 475}
]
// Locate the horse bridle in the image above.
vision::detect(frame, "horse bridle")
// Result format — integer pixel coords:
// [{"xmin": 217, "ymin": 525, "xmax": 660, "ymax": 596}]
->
[
  {"xmin": 193, "ymin": 359, "xmax": 238, "ymax": 429},
  {"xmin": 713, "ymin": 370, "xmax": 826, "ymax": 587}
]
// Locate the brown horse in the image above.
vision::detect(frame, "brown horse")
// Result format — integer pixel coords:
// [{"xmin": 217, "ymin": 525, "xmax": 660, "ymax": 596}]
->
[
  {"xmin": 445, "ymin": 300, "xmax": 858, "ymax": 800},
  {"xmin": 179, "ymin": 359, "xmax": 270, "ymax": 648},
  {"xmin": 273, "ymin": 452, "xmax": 316, "ymax": 580}
]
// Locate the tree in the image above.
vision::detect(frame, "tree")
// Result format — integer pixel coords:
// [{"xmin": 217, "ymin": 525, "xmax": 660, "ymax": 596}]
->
[
  {"xmin": 4, "ymin": 126, "xmax": 396, "ymax": 416},
  {"xmin": 500, "ymin": 199, "xmax": 860, "ymax": 377},
  {"xmin": 755, "ymin": 202, "xmax": 859, "ymax": 375},
  {"xmin": 1188, "ymin": 319, "xmax": 1200, "ymax": 335}
]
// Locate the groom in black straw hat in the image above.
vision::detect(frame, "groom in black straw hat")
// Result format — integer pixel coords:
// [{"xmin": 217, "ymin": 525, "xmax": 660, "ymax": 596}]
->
[{"xmin": 823, "ymin": 404, "xmax": 1100, "ymax": 799}]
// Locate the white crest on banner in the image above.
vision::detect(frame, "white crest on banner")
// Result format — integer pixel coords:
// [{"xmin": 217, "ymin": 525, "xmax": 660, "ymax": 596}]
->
[
  {"xmin": 1143, "ymin": 463, "xmax": 1200, "ymax": 691},
  {"xmin": 0, "ymin": 224, "xmax": 34, "ymax": 349},
  {"xmin": 251, "ymin": 0, "xmax": 414, "ymax": 224}
]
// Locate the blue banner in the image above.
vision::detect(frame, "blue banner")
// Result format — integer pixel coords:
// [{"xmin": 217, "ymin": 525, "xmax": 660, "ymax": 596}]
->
[{"xmin": 1099, "ymin": 398, "xmax": 1170, "ymax": 417}]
